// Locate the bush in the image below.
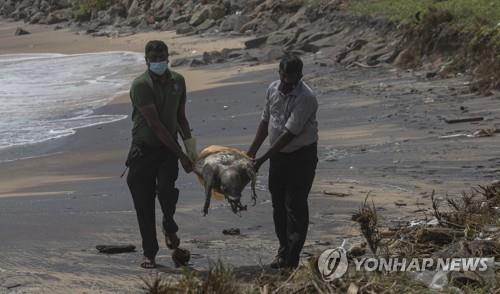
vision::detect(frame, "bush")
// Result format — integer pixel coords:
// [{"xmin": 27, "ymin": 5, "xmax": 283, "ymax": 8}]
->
[{"xmin": 72, "ymin": 0, "xmax": 115, "ymax": 21}]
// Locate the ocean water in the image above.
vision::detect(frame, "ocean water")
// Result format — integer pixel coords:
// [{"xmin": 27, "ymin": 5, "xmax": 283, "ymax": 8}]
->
[{"xmin": 0, "ymin": 51, "xmax": 145, "ymax": 151}]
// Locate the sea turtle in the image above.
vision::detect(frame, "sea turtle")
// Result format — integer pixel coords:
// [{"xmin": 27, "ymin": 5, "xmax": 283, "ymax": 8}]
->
[{"xmin": 193, "ymin": 145, "xmax": 257, "ymax": 215}]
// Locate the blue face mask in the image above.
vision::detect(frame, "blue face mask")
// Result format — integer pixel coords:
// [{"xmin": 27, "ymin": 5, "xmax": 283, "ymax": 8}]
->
[{"xmin": 149, "ymin": 61, "xmax": 168, "ymax": 76}]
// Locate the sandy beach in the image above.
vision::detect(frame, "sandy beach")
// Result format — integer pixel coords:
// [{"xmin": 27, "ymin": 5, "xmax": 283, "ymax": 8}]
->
[{"xmin": 1, "ymin": 17, "xmax": 499, "ymax": 293}]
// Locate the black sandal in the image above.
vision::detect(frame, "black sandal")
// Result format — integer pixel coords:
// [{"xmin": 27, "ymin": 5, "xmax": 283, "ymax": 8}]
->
[
  {"xmin": 140, "ymin": 257, "xmax": 156, "ymax": 269},
  {"xmin": 165, "ymin": 232, "xmax": 180, "ymax": 250}
]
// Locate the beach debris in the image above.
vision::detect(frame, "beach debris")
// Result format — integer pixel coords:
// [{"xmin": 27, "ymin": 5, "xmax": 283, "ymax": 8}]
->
[
  {"xmin": 172, "ymin": 247, "xmax": 191, "ymax": 267},
  {"xmin": 412, "ymin": 270, "xmax": 448, "ymax": 290},
  {"xmin": 5, "ymin": 283, "xmax": 22, "ymax": 290},
  {"xmin": 439, "ymin": 128, "xmax": 497, "ymax": 139},
  {"xmin": 352, "ymin": 194, "xmax": 380, "ymax": 254},
  {"xmin": 349, "ymin": 184, "xmax": 500, "ymax": 291},
  {"xmin": 96, "ymin": 244, "xmax": 136, "ymax": 254},
  {"xmin": 415, "ymin": 227, "xmax": 463, "ymax": 245},
  {"xmin": 348, "ymin": 245, "xmax": 367, "ymax": 258},
  {"xmin": 223, "ymin": 105, "xmax": 229, "ymax": 110},
  {"xmin": 322, "ymin": 190, "xmax": 351, "ymax": 197},
  {"xmin": 222, "ymin": 228, "xmax": 241, "ymax": 235},
  {"xmin": 444, "ymin": 117, "xmax": 484, "ymax": 124},
  {"xmin": 14, "ymin": 27, "xmax": 30, "ymax": 36},
  {"xmin": 394, "ymin": 200, "xmax": 407, "ymax": 206},
  {"xmin": 409, "ymin": 217, "xmax": 439, "ymax": 227},
  {"xmin": 347, "ymin": 283, "xmax": 359, "ymax": 294},
  {"xmin": 423, "ymin": 97, "xmax": 435, "ymax": 103}
]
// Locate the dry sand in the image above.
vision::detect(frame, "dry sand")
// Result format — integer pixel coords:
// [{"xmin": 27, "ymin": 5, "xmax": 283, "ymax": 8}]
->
[{"xmin": 1, "ymin": 18, "xmax": 499, "ymax": 293}]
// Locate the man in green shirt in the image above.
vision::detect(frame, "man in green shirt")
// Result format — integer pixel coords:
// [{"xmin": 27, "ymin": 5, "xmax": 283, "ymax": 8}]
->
[{"xmin": 126, "ymin": 40, "xmax": 196, "ymax": 269}]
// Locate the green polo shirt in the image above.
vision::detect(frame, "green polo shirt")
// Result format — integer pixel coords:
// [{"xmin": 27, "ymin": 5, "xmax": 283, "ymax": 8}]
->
[{"xmin": 129, "ymin": 70, "xmax": 186, "ymax": 147}]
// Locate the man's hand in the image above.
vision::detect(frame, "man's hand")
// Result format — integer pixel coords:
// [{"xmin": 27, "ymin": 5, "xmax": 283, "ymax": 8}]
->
[
  {"xmin": 253, "ymin": 157, "xmax": 266, "ymax": 172},
  {"xmin": 179, "ymin": 154, "xmax": 194, "ymax": 173},
  {"xmin": 246, "ymin": 150, "xmax": 256, "ymax": 159}
]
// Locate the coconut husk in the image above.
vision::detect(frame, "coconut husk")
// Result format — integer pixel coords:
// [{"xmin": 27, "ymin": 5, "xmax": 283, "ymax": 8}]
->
[{"xmin": 172, "ymin": 247, "xmax": 191, "ymax": 267}]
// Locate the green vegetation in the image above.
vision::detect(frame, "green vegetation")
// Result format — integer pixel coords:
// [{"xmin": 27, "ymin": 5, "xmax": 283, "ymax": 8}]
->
[
  {"xmin": 350, "ymin": 0, "xmax": 500, "ymax": 29},
  {"xmin": 72, "ymin": 0, "xmax": 115, "ymax": 20},
  {"xmin": 349, "ymin": 0, "xmax": 500, "ymax": 91}
]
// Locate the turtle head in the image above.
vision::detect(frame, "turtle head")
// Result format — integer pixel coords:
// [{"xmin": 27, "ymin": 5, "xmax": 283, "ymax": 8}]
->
[{"xmin": 220, "ymin": 167, "xmax": 251, "ymax": 214}]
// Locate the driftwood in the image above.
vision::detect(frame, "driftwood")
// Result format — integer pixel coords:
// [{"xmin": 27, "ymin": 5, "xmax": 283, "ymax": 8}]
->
[
  {"xmin": 415, "ymin": 227, "xmax": 464, "ymax": 245},
  {"xmin": 96, "ymin": 244, "xmax": 136, "ymax": 254},
  {"xmin": 444, "ymin": 117, "xmax": 484, "ymax": 124}
]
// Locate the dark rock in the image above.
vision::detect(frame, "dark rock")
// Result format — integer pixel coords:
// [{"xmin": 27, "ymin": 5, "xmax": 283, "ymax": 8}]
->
[
  {"xmin": 219, "ymin": 14, "xmax": 249, "ymax": 32},
  {"xmin": 337, "ymin": 39, "xmax": 369, "ymax": 63},
  {"xmin": 239, "ymin": 51, "xmax": 259, "ymax": 62},
  {"xmin": 74, "ymin": 10, "xmax": 91, "ymax": 22},
  {"xmin": 197, "ymin": 18, "xmax": 215, "ymax": 31},
  {"xmin": 426, "ymin": 72, "xmax": 438, "ymax": 79},
  {"xmin": 124, "ymin": 16, "xmax": 141, "ymax": 27},
  {"xmin": 154, "ymin": 6, "xmax": 171, "ymax": 22},
  {"xmin": 189, "ymin": 6, "xmax": 210, "ymax": 27},
  {"xmin": 202, "ymin": 51, "xmax": 225, "ymax": 64},
  {"xmin": 176, "ymin": 22, "xmax": 193, "ymax": 35},
  {"xmin": 300, "ymin": 43, "xmax": 320, "ymax": 53},
  {"xmin": 282, "ymin": 6, "xmax": 308, "ymax": 30},
  {"xmin": 190, "ymin": 58, "xmax": 207, "ymax": 67},
  {"xmin": 266, "ymin": 31, "xmax": 291, "ymax": 46},
  {"xmin": 222, "ymin": 228, "xmax": 240, "ymax": 235},
  {"xmin": 171, "ymin": 58, "xmax": 189, "ymax": 67},
  {"xmin": 107, "ymin": 3, "xmax": 128, "ymax": 18},
  {"xmin": 95, "ymin": 10, "xmax": 113, "ymax": 26},
  {"xmin": 14, "ymin": 27, "xmax": 30, "ymax": 36},
  {"xmin": 366, "ymin": 52, "xmax": 386, "ymax": 66},
  {"xmin": 46, "ymin": 8, "xmax": 71, "ymax": 24},
  {"xmin": 224, "ymin": 0, "xmax": 247, "ymax": 12},
  {"xmin": 173, "ymin": 15, "xmax": 190, "ymax": 25},
  {"xmin": 127, "ymin": 0, "xmax": 142, "ymax": 18},
  {"xmin": 298, "ymin": 31, "xmax": 333, "ymax": 45},
  {"xmin": 0, "ymin": 2, "xmax": 16, "ymax": 16},
  {"xmin": 240, "ymin": 14, "xmax": 279, "ymax": 34},
  {"xmin": 256, "ymin": 47, "xmax": 284, "ymax": 62},
  {"xmin": 208, "ymin": 4, "xmax": 225, "ymax": 20},
  {"xmin": 29, "ymin": 11, "xmax": 45, "ymax": 24},
  {"xmin": 86, "ymin": 28, "xmax": 99, "ymax": 34},
  {"xmin": 244, "ymin": 36, "xmax": 268, "ymax": 49},
  {"xmin": 136, "ymin": 18, "xmax": 151, "ymax": 31},
  {"xmin": 220, "ymin": 48, "xmax": 242, "ymax": 59}
]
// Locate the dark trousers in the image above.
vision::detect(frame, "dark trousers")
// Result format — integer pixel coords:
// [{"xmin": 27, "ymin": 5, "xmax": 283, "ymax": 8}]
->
[
  {"xmin": 269, "ymin": 143, "xmax": 318, "ymax": 268},
  {"xmin": 126, "ymin": 146, "xmax": 179, "ymax": 259}
]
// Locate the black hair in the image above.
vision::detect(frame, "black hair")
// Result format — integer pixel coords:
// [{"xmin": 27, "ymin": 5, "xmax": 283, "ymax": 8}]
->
[
  {"xmin": 145, "ymin": 40, "xmax": 168, "ymax": 55},
  {"xmin": 279, "ymin": 54, "xmax": 303, "ymax": 75}
]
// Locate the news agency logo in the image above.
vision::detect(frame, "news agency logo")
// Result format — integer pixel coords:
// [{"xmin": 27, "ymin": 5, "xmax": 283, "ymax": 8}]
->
[
  {"xmin": 317, "ymin": 247, "xmax": 349, "ymax": 281},
  {"xmin": 317, "ymin": 247, "xmax": 495, "ymax": 281}
]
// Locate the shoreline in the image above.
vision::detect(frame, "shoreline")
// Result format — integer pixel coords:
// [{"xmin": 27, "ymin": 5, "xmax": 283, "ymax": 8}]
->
[{"xmin": 0, "ymin": 17, "xmax": 256, "ymax": 164}]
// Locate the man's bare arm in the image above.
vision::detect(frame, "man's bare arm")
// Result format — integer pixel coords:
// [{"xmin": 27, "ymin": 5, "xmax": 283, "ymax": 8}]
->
[
  {"xmin": 247, "ymin": 120, "xmax": 269, "ymax": 158},
  {"xmin": 254, "ymin": 130, "xmax": 295, "ymax": 171}
]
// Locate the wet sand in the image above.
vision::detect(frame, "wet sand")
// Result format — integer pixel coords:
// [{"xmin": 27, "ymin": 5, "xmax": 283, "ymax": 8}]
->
[{"xmin": 1, "ymin": 19, "xmax": 500, "ymax": 293}]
